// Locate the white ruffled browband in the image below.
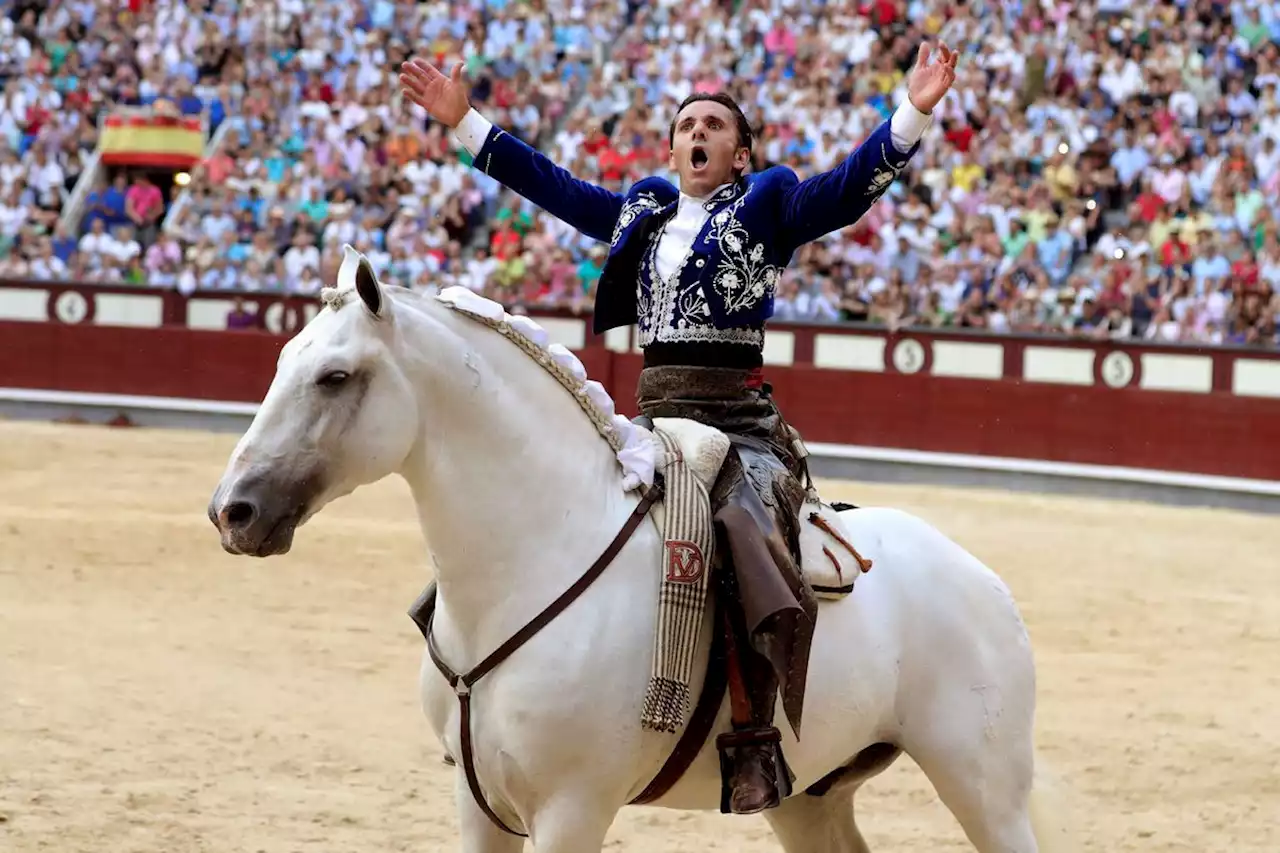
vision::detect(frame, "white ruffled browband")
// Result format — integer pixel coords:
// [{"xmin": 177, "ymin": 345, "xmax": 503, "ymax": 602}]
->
[{"xmin": 434, "ymin": 286, "xmax": 657, "ymax": 492}]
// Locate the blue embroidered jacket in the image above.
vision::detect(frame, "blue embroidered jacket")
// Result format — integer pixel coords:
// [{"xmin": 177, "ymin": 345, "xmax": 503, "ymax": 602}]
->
[{"xmin": 463, "ymin": 118, "xmax": 921, "ymax": 365}]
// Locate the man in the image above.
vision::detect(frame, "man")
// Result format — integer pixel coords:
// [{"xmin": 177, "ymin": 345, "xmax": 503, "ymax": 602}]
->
[{"xmin": 400, "ymin": 46, "xmax": 957, "ymax": 815}]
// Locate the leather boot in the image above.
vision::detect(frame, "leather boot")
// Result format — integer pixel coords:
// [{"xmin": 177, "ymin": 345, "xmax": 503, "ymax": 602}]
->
[
  {"xmin": 716, "ymin": 725, "xmax": 790, "ymax": 814},
  {"xmin": 715, "ymin": 608, "xmax": 793, "ymax": 815},
  {"xmin": 727, "ymin": 722, "xmax": 783, "ymax": 809}
]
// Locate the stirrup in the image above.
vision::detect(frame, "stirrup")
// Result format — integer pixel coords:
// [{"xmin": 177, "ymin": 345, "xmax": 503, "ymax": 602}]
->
[{"xmin": 714, "ymin": 726, "xmax": 794, "ymax": 814}]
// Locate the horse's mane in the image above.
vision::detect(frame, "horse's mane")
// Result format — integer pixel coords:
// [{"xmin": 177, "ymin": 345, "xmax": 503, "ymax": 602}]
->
[{"xmin": 316, "ymin": 282, "xmax": 656, "ymax": 493}]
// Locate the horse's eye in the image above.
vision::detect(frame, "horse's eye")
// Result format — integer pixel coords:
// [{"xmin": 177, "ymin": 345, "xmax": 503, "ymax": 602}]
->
[{"xmin": 317, "ymin": 370, "xmax": 350, "ymax": 388}]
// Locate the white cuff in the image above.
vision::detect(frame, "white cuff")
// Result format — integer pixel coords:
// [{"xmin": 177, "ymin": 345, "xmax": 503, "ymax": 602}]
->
[
  {"xmin": 889, "ymin": 99, "xmax": 933, "ymax": 151},
  {"xmin": 453, "ymin": 108, "xmax": 493, "ymax": 157}
]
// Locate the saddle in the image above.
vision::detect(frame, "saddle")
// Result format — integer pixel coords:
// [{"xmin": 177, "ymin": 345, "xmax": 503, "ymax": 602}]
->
[{"xmin": 631, "ymin": 415, "xmax": 874, "ymax": 810}]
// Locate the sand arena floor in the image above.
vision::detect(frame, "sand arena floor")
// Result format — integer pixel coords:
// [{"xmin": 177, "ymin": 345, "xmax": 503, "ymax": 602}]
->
[{"xmin": 0, "ymin": 420, "xmax": 1276, "ymax": 852}]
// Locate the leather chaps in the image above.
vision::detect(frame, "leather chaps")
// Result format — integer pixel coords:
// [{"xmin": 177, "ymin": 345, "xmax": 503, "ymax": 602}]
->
[{"xmin": 636, "ymin": 365, "xmax": 818, "ymax": 742}]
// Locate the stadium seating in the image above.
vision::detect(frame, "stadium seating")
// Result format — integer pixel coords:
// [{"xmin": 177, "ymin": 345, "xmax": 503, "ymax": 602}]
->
[{"xmin": 6, "ymin": 0, "xmax": 1278, "ymax": 345}]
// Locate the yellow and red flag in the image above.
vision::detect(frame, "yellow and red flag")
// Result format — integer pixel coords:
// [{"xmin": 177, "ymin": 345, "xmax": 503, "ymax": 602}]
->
[{"xmin": 99, "ymin": 112, "xmax": 205, "ymax": 169}]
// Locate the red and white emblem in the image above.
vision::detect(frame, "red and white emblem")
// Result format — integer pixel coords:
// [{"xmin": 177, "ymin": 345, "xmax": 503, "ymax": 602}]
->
[{"xmin": 664, "ymin": 540, "xmax": 705, "ymax": 584}]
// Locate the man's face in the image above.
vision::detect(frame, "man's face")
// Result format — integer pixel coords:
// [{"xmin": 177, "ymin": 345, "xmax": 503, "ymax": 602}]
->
[{"xmin": 668, "ymin": 100, "xmax": 749, "ymax": 197}]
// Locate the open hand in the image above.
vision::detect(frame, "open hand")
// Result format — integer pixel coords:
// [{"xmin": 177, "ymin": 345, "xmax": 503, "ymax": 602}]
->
[
  {"xmin": 906, "ymin": 42, "xmax": 959, "ymax": 114},
  {"xmin": 399, "ymin": 59, "xmax": 471, "ymax": 129}
]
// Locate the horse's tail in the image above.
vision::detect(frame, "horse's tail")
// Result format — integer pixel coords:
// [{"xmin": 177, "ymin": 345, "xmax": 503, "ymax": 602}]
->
[{"xmin": 1027, "ymin": 747, "xmax": 1078, "ymax": 853}]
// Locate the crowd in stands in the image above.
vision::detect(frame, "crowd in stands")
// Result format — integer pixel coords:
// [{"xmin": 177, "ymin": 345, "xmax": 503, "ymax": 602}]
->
[
  {"xmin": 3, "ymin": 0, "xmax": 1279, "ymax": 347},
  {"xmin": 1, "ymin": 0, "xmax": 618, "ymax": 291}
]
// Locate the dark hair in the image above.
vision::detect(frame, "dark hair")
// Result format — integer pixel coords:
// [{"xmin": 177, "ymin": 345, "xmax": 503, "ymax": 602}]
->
[{"xmin": 667, "ymin": 92, "xmax": 753, "ymax": 156}]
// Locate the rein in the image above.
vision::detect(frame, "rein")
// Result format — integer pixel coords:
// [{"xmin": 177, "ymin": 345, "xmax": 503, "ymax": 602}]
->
[{"xmin": 422, "ymin": 482, "xmax": 663, "ymax": 837}]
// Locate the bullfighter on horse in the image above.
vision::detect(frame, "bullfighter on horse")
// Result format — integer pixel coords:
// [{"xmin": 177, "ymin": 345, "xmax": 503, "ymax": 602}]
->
[{"xmin": 399, "ymin": 43, "xmax": 958, "ymax": 816}]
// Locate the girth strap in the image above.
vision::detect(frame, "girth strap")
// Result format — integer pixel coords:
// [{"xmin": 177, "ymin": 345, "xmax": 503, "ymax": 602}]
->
[{"xmin": 425, "ymin": 484, "xmax": 663, "ymax": 837}]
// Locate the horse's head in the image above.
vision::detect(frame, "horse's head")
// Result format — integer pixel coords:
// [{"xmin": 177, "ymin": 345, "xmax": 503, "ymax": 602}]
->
[{"xmin": 209, "ymin": 245, "xmax": 423, "ymax": 557}]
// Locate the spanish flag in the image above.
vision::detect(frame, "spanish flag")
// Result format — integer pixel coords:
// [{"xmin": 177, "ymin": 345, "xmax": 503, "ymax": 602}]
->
[{"xmin": 99, "ymin": 110, "xmax": 205, "ymax": 169}]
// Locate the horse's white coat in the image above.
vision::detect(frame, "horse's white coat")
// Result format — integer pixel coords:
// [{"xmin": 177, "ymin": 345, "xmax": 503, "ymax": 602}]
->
[{"xmin": 212, "ymin": 249, "xmax": 1072, "ymax": 853}]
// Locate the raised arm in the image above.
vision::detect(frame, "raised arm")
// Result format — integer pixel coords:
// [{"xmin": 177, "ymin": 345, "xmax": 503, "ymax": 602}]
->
[
  {"xmin": 399, "ymin": 59, "xmax": 622, "ymax": 244},
  {"xmin": 451, "ymin": 109, "xmax": 623, "ymax": 244},
  {"xmin": 778, "ymin": 102, "xmax": 931, "ymax": 250},
  {"xmin": 778, "ymin": 42, "xmax": 958, "ymax": 251}
]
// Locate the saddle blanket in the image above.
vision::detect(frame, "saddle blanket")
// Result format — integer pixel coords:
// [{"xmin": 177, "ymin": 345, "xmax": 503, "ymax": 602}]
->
[
  {"xmin": 641, "ymin": 426, "xmax": 719, "ymax": 733},
  {"xmin": 640, "ymin": 419, "xmax": 873, "ymax": 732}
]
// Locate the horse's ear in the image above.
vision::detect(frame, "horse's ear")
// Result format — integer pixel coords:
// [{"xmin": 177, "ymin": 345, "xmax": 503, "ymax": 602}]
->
[
  {"xmin": 338, "ymin": 243, "xmax": 383, "ymax": 318},
  {"xmin": 355, "ymin": 256, "xmax": 383, "ymax": 318}
]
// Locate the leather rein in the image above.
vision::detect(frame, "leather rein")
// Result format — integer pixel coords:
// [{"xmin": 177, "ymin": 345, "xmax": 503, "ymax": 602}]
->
[{"xmin": 422, "ymin": 483, "xmax": 669, "ymax": 837}]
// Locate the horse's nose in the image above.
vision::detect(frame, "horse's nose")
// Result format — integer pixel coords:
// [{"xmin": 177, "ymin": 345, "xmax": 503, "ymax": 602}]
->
[{"xmin": 218, "ymin": 500, "xmax": 258, "ymax": 531}]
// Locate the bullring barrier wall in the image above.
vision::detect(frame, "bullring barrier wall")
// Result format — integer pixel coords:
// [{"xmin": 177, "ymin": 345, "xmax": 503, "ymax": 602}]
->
[{"xmin": 1, "ymin": 279, "xmax": 1278, "ymax": 486}]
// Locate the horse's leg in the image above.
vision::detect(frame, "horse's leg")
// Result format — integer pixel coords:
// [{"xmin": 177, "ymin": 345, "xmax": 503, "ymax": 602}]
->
[
  {"xmin": 526, "ymin": 794, "xmax": 617, "ymax": 853},
  {"xmin": 901, "ymin": 700, "xmax": 1039, "ymax": 853},
  {"xmin": 455, "ymin": 775, "xmax": 525, "ymax": 853},
  {"xmin": 764, "ymin": 792, "xmax": 869, "ymax": 853}
]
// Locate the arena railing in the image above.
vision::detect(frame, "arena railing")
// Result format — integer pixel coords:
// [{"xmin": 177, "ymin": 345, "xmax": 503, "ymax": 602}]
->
[{"xmin": 1, "ymin": 277, "xmax": 1278, "ymax": 501}]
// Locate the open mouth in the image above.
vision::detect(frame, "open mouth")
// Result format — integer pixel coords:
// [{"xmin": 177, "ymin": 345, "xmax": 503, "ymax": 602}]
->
[{"xmin": 690, "ymin": 146, "xmax": 708, "ymax": 170}]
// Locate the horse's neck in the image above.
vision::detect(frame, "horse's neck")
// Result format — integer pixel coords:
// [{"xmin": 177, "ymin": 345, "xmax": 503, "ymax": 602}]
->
[{"xmin": 396, "ymin": 303, "xmax": 633, "ymax": 658}]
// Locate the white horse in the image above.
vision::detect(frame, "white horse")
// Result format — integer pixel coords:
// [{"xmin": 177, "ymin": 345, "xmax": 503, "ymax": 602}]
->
[{"xmin": 209, "ymin": 248, "xmax": 1070, "ymax": 853}]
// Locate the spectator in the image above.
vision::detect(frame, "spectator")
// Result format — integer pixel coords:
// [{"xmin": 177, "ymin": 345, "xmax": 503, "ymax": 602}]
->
[
  {"xmin": 283, "ymin": 229, "xmax": 321, "ymax": 290},
  {"xmin": 226, "ymin": 297, "xmax": 260, "ymax": 330}
]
